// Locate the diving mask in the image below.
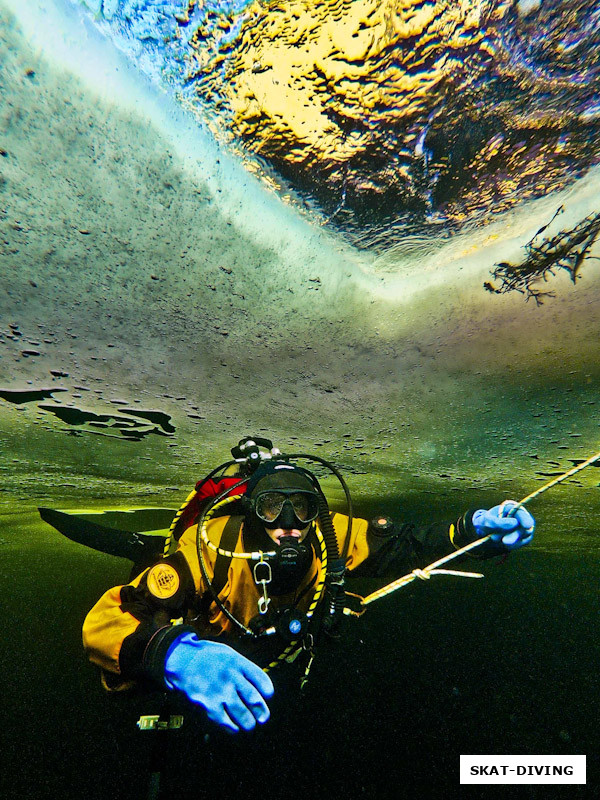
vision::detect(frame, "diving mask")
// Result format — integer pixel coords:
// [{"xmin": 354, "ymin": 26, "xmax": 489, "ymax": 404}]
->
[{"xmin": 253, "ymin": 490, "xmax": 320, "ymax": 529}]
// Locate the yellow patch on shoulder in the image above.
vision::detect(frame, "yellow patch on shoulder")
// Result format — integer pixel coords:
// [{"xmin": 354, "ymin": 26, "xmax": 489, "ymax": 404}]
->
[{"xmin": 147, "ymin": 563, "xmax": 180, "ymax": 599}]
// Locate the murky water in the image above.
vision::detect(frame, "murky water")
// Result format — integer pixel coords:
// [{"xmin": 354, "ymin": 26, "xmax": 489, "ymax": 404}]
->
[
  {"xmin": 1, "ymin": 502, "xmax": 598, "ymax": 799},
  {"xmin": 1, "ymin": 1, "xmax": 599, "ymax": 797}
]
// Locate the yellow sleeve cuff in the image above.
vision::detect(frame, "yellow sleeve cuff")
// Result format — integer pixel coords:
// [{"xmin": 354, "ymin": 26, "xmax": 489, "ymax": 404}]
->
[{"xmin": 449, "ymin": 523, "xmax": 458, "ymax": 549}]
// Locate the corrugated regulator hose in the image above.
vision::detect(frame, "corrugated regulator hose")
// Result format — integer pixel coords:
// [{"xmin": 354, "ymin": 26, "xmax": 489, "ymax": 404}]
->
[{"xmin": 316, "ymin": 494, "xmax": 346, "ymax": 632}]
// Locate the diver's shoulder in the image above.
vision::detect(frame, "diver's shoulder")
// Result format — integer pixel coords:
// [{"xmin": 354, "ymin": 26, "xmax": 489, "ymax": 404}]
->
[{"xmin": 331, "ymin": 511, "xmax": 368, "ymax": 531}]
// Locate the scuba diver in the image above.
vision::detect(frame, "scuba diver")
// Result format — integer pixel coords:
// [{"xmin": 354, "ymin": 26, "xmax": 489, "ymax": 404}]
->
[{"xmin": 82, "ymin": 436, "xmax": 535, "ymax": 735}]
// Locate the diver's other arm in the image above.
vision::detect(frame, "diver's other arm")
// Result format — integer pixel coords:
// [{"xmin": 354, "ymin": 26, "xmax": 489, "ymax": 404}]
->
[
  {"xmin": 346, "ymin": 501, "xmax": 535, "ymax": 578},
  {"xmin": 83, "ymin": 568, "xmax": 274, "ymax": 732},
  {"xmin": 82, "ymin": 554, "xmax": 195, "ymax": 689},
  {"xmin": 161, "ymin": 632, "xmax": 274, "ymax": 733}
]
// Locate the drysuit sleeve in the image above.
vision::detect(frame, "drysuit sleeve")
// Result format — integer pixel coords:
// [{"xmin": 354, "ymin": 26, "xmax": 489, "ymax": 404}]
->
[
  {"xmin": 345, "ymin": 509, "xmax": 485, "ymax": 578},
  {"xmin": 82, "ymin": 550, "xmax": 199, "ymax": 691}
]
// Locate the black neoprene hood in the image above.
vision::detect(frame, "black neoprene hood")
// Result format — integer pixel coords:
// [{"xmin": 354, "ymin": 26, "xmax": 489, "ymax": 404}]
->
[{"xmin": 246, "ymin": 461, "xmax": 318, "ymax": 497}]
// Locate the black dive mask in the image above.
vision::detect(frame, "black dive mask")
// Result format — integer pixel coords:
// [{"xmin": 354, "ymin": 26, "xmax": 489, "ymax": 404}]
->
[{"xmin": 253, "ymin": 489, "xmax": 320, "ymax": 530}]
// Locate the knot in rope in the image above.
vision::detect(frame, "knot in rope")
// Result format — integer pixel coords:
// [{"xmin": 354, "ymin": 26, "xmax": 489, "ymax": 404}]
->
[{"xmin": 412, "ymin": 568, "xmax": 431, "ymax": 581}]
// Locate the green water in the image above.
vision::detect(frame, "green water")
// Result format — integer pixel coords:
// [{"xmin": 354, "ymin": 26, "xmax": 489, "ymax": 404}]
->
[{"xmin": 1, "ymin": 495, "xmax": 597, "ymax": 799}]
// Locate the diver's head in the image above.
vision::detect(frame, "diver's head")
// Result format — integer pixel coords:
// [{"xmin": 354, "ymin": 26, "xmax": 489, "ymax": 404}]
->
[{"xmin": 246, "ymin": 462, "xmax": 321, "ymax": 546}]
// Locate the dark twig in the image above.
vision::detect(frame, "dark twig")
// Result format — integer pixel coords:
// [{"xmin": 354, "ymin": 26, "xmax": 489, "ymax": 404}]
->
[{"xmin": 485, "ymin": 208, "xmax": 600, "ymax": 304}]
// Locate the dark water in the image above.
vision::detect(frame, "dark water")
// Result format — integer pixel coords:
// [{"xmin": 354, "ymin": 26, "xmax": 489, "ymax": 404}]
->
[{"xmin": 1, "ymin": 504, "xmax": 597, "ymax": 800}]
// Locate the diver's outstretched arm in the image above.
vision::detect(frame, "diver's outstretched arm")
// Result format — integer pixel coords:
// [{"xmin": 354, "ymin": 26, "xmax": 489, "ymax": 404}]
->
[{"xmin": 347, "ymin": 504, "xmax": 535, "ymax": 579}]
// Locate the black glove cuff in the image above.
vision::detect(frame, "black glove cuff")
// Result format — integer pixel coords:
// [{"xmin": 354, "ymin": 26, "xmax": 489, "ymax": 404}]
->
[
  {"xmin": 142, "ymin": 624, "xmax": 197, "ymax": 688},
  {"xmin": 453, "ymin": 509, "xmax": 501, "ymax": 560},
  {"xmin": 453, "ymin": 509, "xmax": 478, "ymax": 548}
]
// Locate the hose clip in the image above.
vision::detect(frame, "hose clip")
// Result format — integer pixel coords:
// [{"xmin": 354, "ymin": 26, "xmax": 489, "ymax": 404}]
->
[{"xmin": 253, "ymin": 556, "xmax": 272, "ymax": 615}]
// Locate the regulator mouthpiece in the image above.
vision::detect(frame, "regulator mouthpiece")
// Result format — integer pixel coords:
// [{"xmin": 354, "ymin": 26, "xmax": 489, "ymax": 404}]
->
[{"xmin": 274, "ymin": 535, "xmax": 311, "ymax": 570}]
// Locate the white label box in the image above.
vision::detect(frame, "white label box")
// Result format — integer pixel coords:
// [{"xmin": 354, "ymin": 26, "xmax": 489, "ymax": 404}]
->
[{"xmin": 460, "ymin": 755, "xmax": 586, "ymax": 784}]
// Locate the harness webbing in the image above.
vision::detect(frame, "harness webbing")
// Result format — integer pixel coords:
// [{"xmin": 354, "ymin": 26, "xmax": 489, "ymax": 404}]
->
[
  {"xmin": 211, "ymin": 516, "xmax": 242, "ymax": 595},
  {"xmin": 198, "ymin": 515, "xmax": 240, "ymax": 620}
]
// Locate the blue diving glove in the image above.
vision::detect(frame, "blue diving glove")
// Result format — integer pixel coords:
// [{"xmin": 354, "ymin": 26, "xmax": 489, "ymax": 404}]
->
[
  {"xmin": 164, "ymin": 632, "xmax": 274, "ymax": 733},
  {"xmin": 472, "ymin": 501, "xmax": 535, "ymax": 551}
]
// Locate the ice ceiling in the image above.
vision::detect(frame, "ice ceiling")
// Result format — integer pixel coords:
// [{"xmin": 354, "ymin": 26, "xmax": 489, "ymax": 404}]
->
[
  {"xmin": 1, "ymin": 0, "xmax": 600, "ymax": 524},
  {"xmin": 83, "ymin": 0, "xmax": 600, "ymax": 248}
]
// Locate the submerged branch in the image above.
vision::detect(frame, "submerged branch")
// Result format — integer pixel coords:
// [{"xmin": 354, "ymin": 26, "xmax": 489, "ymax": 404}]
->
[{"xmin": 484, "ymin": 207, "xmax": 600, "ymax": 304}]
